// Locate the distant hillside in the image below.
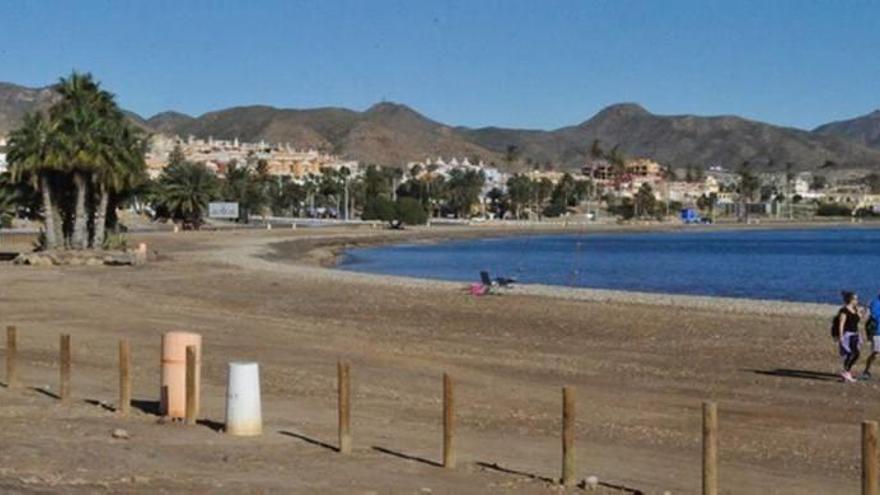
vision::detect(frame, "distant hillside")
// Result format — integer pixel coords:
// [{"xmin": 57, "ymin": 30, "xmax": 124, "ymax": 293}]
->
[
  {"xmin": 463, "ymin": 103, "xmax": 880, "ymax": 171},
  {"xmin": 0, "ymin": 82, "xmax": 152, "ymax": 134},
  {"xmin": 0, "ymin": 82, "xmax": 58, "ymax": 135},
  {"xmin": 153, "ymin": 101, "xmax": 880, "ymax": 171},
  {"xmin": 4, "ymin": 79, "xmax": 880, "ymax": 171},
  {"xmin": 145, "ymin": 111, "xmax": 194, "ymax": 134},
  {"xmin": 814, "ymin": 110, "xmax": 880, "ymax": 149},
  {"xmin": 156, "ymin": 102, "xmax": 503, "ymax": 166}
]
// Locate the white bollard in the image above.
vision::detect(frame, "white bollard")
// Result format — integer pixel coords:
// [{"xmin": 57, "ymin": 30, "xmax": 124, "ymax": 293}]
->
[
  {"xmin": 266, "ymin": 223, "xmax": 272, "ymax": 230},
  {"xmin": 225, "ymin": 362, "xmax": 262, "ymax": 436}
]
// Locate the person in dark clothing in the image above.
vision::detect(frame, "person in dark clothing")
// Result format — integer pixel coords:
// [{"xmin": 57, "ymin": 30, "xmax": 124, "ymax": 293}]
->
[
  {"xmin": 838, "ymin": 291, "xmax": 864, "ymax": 383},
  {"xmin": 860, "ymin": 292, "xmax": 880, "ymax": 380}
]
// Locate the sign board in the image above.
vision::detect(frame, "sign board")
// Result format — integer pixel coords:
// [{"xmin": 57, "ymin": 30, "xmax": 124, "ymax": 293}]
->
[{"xmin": 208, "ymin": 202, "xmax": 239, "ymax": 219}]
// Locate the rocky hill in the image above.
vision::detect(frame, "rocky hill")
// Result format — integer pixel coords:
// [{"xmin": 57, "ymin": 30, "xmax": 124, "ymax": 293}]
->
[
  {"xmin": 145, "ymin": 111, "xmax": 194, "ymax": 134},
  {"xmin": 3, "ymin": 80, "xmax": 880, "ymax": 171},
  {"xmin": 813, "ymin": 110, "xmax": 880, "ymax": 149},
  {"xmin": 463, "ymin": 103, "xmax": 880, "ymax": 171},
  {"xmin": 0, "ymin": 82, "xmax": 58, "ymax": 135}
]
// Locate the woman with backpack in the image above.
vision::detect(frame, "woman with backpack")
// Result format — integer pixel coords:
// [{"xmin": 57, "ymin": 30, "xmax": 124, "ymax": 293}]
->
[
  {"xmin": 836, "ymin": 291, "xmax": 864, "ymax": 383},
  {"xmin": 859, "ymin": 291, "xmax": 880, "ymax": 380}
]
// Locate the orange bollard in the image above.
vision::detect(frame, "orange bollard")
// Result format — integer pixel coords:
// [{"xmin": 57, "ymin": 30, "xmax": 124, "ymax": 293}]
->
[{"xmin": 160, "ymin": 332, "xmax": 201, "ymax": 418}]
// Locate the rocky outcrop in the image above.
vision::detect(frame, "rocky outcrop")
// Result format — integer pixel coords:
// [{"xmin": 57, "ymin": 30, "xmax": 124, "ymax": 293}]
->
[{"xmin": 13, "ymin": 249, "xmax": 146, "ymax": 267}]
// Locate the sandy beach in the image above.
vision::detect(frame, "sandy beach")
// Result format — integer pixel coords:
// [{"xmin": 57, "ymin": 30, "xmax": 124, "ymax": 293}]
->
[{"xmin": 0, "ymin": 224, "xmax": 876, "ymax": 494}]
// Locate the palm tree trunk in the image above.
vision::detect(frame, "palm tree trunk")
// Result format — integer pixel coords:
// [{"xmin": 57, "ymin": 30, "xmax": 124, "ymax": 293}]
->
[
  {"xmin": 52, "ymin": 206, "xmax": 64, "ymax": 249},
  {"xmin": 93, "ymin": 185, "xmax": 109, "ymax": 249},
  {"xmin": 39, "ymin": 174, "xmax": 58, "ymax": 250},
  {"xmin": 72, "ymin": 171, "xmax": 89, "ymax": 249}
]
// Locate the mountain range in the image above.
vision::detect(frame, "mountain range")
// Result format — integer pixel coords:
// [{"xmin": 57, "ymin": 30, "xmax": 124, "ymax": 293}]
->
[
  {"xmin": 2, "ymin": 81, "xmax": 880, "ymax": 172},
  {"xmin": 813, "ymin": 110, "xmax": 880, "ymax": 149}
]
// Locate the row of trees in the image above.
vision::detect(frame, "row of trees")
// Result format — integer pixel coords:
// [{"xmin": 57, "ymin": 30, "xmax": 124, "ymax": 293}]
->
[
  {"xmin": 5, "ymin": 72, "xmax": 147, "ymax": 249},
  {"xmin": 506, "ymin": 173, "xmax": 596, "ymax": 218},
  {"xmin": 146, "ymin": 158, "xmax": 441, "ymax": 227}
]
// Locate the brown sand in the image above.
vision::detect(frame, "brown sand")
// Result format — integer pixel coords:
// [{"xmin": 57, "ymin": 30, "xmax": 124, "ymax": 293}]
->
[{"xmin": 0, "ymin": 225, "xmax": 875, "ymax": 494}]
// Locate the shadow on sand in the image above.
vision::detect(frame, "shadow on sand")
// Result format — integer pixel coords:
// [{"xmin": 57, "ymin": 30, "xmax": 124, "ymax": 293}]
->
[
  {"xmin": 279, "ymin": 430, "xmax": 340, "ymax": 452},
  {"xmin": 84, "ymin": 398, "xmax": 116, "ymax": 412},
  {"xmin": 476, "ymin": 461, "xmax": 643, "ymax": 494},
  {"xmin": 372, "ymin": 446, "xmax": 442, "ymax": 467},
  {"xmin": 746, "ymin": 368, "xmax": 841, "ymax": 382},
  {"xmin": 30, "ymin": 386, "xmax": 60, "ymax": 400},
  {"xmin": 197, "ymin": 418, "xmax": 225, "ymax": 432},
  {"xmin": 131, "ymin": 399, "xmax": 161, "ymax": 416}
]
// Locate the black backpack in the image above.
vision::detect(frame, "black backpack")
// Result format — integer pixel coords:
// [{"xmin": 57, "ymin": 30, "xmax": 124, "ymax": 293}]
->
[{"xmin": 831, "ymin": 313, "xmax": 841, "ymax": 339}]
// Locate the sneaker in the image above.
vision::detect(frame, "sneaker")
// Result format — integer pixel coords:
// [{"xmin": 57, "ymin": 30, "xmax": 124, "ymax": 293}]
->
[
  {"xmin": 861, "ymin": 372, "xmax": 873, "ymax": 381},
  {"xmin": 842, "ymin": 372, "xmax": 857, "ymax": 383}
]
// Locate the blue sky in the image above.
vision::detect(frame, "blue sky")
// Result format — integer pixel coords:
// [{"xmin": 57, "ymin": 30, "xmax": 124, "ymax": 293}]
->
[{"xmin": 1, "ymin": 0, "xmax": 878, "ymax": 130}]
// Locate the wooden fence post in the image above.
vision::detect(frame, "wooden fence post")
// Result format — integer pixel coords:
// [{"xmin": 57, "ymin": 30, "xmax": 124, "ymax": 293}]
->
[
  {"xmin": 6, "ymin": 325, "xmax": 17, "ymax": 388},
  {"xmin": 864, "ymin": 420, "xmax": 879, "ymax": 495},
  {"xmin": 562, "ymin": 386, "xmax": 576, "ymax": 487},
  {"xmin": 703, "ymin": 401, "xmax": 718, "ymax": 495},
  {"xmin": 59, "ymin": 334, "xmax": 71, "ymax": 403},
  {"xmin": 337, "ymin": 360, "xmax": 352, "ymax": 454},
  {"xmin": 118, "ymin": 340, "xmax": 131, "ymax": 416},
  {"xmin": 185, "ymin": 345, "xmax": 197, "ymax": 425},
  {"xmin": 443, "ymin": 373, "xmax": 455, "ymax": 468}
]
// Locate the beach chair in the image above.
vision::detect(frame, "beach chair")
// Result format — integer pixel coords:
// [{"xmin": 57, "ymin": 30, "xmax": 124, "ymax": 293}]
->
[{"xmin": 480, "ymin": 270, "xmax": 516, "ymax": 289}]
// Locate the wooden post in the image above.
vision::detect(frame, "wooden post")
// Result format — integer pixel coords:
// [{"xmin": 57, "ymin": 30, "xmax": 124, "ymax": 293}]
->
[
  {"xmin": 337, "ymin": 360, "xmax": 352, "ymax": 454},
  {"xmin": 118, "ymin": 340, "xmax": 131, "ymax": 416},
  {"xmin": 59, "ymin": 334, "xmax": 71, "ymax": 403},
  {"xmin": 443, "ymin": 373, "xmax": 455, "ymax": 469},
  {"xmin": 864, "ymin": 420, "xmax": 879, "ymax": 495},
  {"xmin": 185, "ymin": 345, "xmax": 197, "ymax": 425},
  {"xmin": 6, "ymin": 325, "xmax": 17, "ymax": 388},
  {"xmin": 562, "ymin": 386, "xmax": 576, "ymax": 487},
  {"xmin": 703, "ymin": 401, "xmax": 718, "ymax": 495}
]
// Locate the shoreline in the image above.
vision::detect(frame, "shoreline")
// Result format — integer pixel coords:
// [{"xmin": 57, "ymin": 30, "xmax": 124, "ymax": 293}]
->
[
  {"xmin": 5, "ymin": 220, "xmax": 876, "ymax": 493},
  {"xmin": 276, "ymin": 218, "xmax": 879, "ymax": 268},
  {"xmin": 250, "ymin": 222, "xmax": 855, "ymax": 318}
]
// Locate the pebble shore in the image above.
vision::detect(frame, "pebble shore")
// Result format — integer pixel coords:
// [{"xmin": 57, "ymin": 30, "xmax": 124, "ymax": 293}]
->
[{"xmin": 210, "ymin": 233, "xmax": 835, "ymax": 320}]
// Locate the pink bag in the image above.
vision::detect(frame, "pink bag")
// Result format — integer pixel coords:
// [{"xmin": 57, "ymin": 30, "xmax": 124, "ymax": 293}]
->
[{"xmin": 469, "ymin": 283, "xmax": 487, "ymax": 296}]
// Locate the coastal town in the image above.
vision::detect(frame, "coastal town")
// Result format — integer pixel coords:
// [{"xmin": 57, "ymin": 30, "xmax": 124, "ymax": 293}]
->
[
  {"xmin": 10, "ymin": 130, "xmax": 877, "ymax": 227},
  {"xmin": 109, "ymin": 133, "xmax": 880, "ymax": 222},
  {"xmin": 4, "ymin": 1, "xmax": 880, "ymax": 493}
]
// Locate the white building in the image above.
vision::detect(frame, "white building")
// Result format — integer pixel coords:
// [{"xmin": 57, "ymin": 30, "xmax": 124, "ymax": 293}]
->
[
  {"xmin": 406, "ymin": 156, "xmax": 510, "ymax": 198},
  {"xmin": 0, "ymin": 136, "xmax": 7, "ymax": 173}
]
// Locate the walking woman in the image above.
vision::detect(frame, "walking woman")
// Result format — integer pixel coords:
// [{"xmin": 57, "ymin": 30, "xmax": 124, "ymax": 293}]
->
[{"xmin": 837, "ymin": 291, "xmax": 864, "ymax": 383}]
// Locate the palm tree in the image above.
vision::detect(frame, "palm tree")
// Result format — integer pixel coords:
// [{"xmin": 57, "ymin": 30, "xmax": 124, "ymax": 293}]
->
[
  {"xmin": 52, "ymin": 71, "xmax": 118, "ymax": 248},
  {"xmin": 6, "ymin": 71, "xmax": 148, "ymax": 250},
  {"xmin": 303, "ymin": 173, "xmax": 320, "ymax": 216},
  {"xmin": 0, "ymin": 171, "xmax": 40, "ymax": 228},
  {"xmin": 607, "ymin": 145, "xmax": 626, "ymax": 177},
  {"xmin": 157, "ymin": 162, "xmax": 218, "ymax": 228},
  {"xmin": 6, "ymin": 112, "xmax": 63, "ymax": 249},
  {"xmin": 92, "ymin": 118, "xmax": 147, "ymax": 247}
]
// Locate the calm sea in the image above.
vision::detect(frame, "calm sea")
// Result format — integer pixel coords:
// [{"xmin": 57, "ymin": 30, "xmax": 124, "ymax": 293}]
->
[{"xmin": 338, "ymin": 227, "xmax": 880, "ymax": 304}]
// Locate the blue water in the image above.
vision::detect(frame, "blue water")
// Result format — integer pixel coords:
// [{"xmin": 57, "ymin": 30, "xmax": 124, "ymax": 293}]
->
[{"xmin": 338, "ymin": 228, "xmax": 880, "ymax": 304}]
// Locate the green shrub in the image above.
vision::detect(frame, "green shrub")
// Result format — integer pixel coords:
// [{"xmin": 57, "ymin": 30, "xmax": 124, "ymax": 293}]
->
[
  {"xmin": 361, "ymin": 197, "xmax": 396, "ymax": 222},
  {"xmin": 395, "ymin": 197, "xmax": 428, "ymax": 225},
  {"xmin": 816, "ymin": 203, "xmax": 853, "ymax": 217},
  {"xmin": 542, "ymin": 202, "xmax": 568, "ymax": 218},
  {"xmin": 102, "ymin": 232, "xmax": 129, "ymax": 251}
]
